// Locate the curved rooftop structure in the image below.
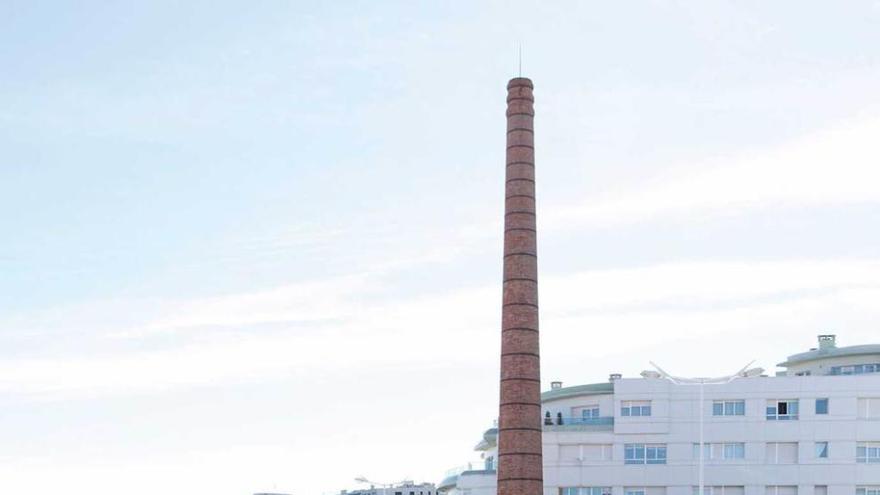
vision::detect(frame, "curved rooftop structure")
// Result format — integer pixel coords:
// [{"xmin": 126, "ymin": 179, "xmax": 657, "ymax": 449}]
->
[
  {"xmin": 777, "ymin": 335, "xmax": 880, "ymax": 376},
  {"xmin": 540, "ymin": 381, "xmax": 614, "ymax": 402},
  {"xmin": 473, "ymin": 427, "xmax": 497, "ymax": 451},
  {"xmin": 779, "ymin": 342, "xmax": 880, "ymax": 367}
]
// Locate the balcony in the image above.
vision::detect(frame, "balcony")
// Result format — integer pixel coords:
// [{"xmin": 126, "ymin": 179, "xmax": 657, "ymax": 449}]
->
[
  {"xmin": 444, "ymin": 460, "xmax": 495, "ymax": 476},
  {"xmin": 543, "ymin": 416, "xmax": 614, "ymax": 432}
]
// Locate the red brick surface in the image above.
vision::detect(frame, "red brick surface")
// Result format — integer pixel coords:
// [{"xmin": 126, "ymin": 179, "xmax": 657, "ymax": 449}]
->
[
  {"xmin": 503, "ymin": 254, "xmax": 537, "ymax": 280},
  {"xmin": 498, "ymin": 479, "xmax": 543, "ymax": 495},
  {"xmin": 498, "ymin": 443, "xmax": 544, "ymax": 465},
  {"xmin": 504, "ymin": 212, "xmax": 536, "ymax": 231},
  {"xmin": 498, "ymin": 379, "xmax": 541, "ymax": 403},
  {"xmin": 502, "ymin": 328, "xmax": 540, "ymax": 352},
  {"xmin": 507, "ymin": 129, "xmax": 534, "ymax": 147},
  {"xmin": 502, "ymin": 280, "xmax": 538, "ymax": 306},
  {"xmin": 500, "ymin": 354, "xmax": 539, "ymax": 379},
  {"xmin": 507, "ymin": 115, "xmax": 534, "ymax": 131},
  {"xmin": 505, "ymin": 195, "xmax": 536, "ymax": 213},
  {"xmin": 498, "ymin": 77, "xmax": 542, "ymax": 495},
  {"xmin": 505, "ymin": 146, "xmax": 534, "ymax": 164},
  {"xmin": 498, "ymin": 403, "xmax": 542, "ymax": 429},
  {"xmin": 506, "ymin": 163, "xmax": 535, "ymax": 181},
  {"xmin": 499, "ymin": 382, "xmax": 541, "ymax": 408},
  {"xmin": 505, "ymin": 179, "xmax": 534, "ymax": 197},
  {"xmin": 501, "ymin": 298, "xmax": 538, "ymax": 330},
  {"xmin": 504, "ymin": 231, "xmax": 537, "ymax": 256}
]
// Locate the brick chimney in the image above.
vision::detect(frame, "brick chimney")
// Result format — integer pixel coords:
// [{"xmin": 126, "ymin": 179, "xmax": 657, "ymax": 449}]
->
[{"xmin": 497, "ymin": 77, "xmax": 542, "ymax": 495}]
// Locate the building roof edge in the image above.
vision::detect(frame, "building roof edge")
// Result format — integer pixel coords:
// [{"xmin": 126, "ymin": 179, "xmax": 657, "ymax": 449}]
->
[
  {"xmin": 778, "ymin": 344, "xmax": 880, "ymax": 367},
  {"xmin": 541, "ymin": 382, "xmax": 613, "ymax": 402}
]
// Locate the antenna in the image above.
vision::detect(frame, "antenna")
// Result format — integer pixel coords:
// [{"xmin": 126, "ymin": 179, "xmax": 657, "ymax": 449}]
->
[{"xmin": 518, "ymin": 43, "xmax": 522, "ymax": 77}]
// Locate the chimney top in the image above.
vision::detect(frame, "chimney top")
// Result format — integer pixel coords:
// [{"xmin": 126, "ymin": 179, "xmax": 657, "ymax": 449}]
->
[
  {"xmin": 507, "ymin": 77, "xmax": 533, "ymax": 89},
  {"xmin": 609, "ymin": 373, "xmax": 622, "ymax": 382},
  {"xmin": 550, "ymin": 381, "xmax": 562, "ymax": 390},
  {"xmin": 818, "ymin": 334, "xmax": 837, "ymax": 350}
]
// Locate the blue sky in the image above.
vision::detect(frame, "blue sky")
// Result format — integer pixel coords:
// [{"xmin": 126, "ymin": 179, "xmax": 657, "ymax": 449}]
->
[{"xmin": 2, "ymin": 1, "xmax": 880, "ymax": 494}]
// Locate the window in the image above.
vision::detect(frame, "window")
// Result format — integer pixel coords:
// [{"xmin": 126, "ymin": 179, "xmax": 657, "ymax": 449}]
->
[
  {"xmin": 858, "ymin": 398, "xmax": 880, "ymax": 418},
  {"xmin": 857, "ymin": 488, "xmax": 880, "ymax": 495},
  {"xmin": 625, "ymin": 444, "xmax": 644, "ymax": 464},
  {"xmin": 693, "ymin": 443, "xmax": 744, "ymax": 460},
  {"xmin": 765, "ymin": 487, "xmax": 797, "ymax": 495},
  {"xmin": 645, "ymin": 444, "xmax": 666, "ymax": 464},
  {"xmin": 815, "ymin": 398, "xmax": 829, "ymax": 415},
  {"xmin": 766, "ymin": 400, "xmax": 799, "ymax": 420},
  {"xmin": 625, "ymin": 444, "xmax": 666, "ymax": 464},
  {"xmin": 813, "ymin": 487, "xmax": 826, "ymax": 495},
  {"xmin": 815, "ymin": 442, "xmax": 828, "ymax": 458},
  {"xmin": 857, "ymin": 443, "xmax": 880, "ymax": 463},
  {"xmin": 573, "ymin": 405, "xmax": 600, "ymax": 421},
  {"xmin": 561, "ymin": 488, "xmax": 611, "ymax": 495},
  {"xmin": 693, "ymin": 487, "xmax": 744, "ymax": 495},
  {"xmin": 831, "ymin": 363, "xmax": 880, "ymax": 375},
  {"xmin": 693, "ymin": 443, "xmax": 711, "ymax": 459},
  {"xmin": 713, "ymin": 400, "xmax": 745, "ymax": 416},
  {"xmin": 560, "ymin": 444, "xmax": 612, "ymax": 462},
  {"xmin": 585, "ymin": 444, "xmax": 612, "ymax": 461},
  {"xmin": 766, "ymin": 442, "xmax": 798, "ymax": 464},
  {"xmin": 621, "ymin": 401, "xmax": 651, "ymax": 417},
  {"xmin": 723, "ymin": 443, "xmax": 745, "ymax": 459}
]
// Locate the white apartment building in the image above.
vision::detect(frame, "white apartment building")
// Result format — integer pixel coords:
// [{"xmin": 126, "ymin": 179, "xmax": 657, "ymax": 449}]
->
[
  {"xmin": 341, "ymin": 481, "xmax": 437, "ymax": 495},
  {"xmin": 438, "ymin": 335, "xmax": 880, "ymax": 495}
]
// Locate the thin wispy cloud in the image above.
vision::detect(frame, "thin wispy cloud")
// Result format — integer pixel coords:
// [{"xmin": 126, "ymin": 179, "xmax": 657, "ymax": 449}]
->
[
  {"xmin": 4, "ymin": 257, "xmax": 878, "ymax": 399},
  {"xmin": 545, "ymin": 113, "xmax": 880, "ymax": 230}
]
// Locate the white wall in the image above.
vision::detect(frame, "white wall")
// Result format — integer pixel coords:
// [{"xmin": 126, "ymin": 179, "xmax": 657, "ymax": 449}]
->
[{"xmin": 542, "ymin": 374, "xmax": 880, "ymax": 494}]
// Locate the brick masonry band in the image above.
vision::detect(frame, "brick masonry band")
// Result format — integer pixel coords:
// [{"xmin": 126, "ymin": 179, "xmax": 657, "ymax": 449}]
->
[{"xmin": 497, "ymin": 76, "xmax": 543, "ymax": 495}]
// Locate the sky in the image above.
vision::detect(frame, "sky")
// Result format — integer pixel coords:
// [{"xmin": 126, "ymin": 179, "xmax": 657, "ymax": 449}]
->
[{"xmin": 2, "ymin": 1, "xmax": 880, "ymax": 494}]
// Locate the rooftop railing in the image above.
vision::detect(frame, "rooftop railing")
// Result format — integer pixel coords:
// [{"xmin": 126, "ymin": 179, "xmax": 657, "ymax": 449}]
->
[
  {"xmin": 444, "ymin": 461, "xmax": 495, "ymax": 477},
  {"xmin": 543, "ymin": 416, "xmax": 614, "ymax": 430}
]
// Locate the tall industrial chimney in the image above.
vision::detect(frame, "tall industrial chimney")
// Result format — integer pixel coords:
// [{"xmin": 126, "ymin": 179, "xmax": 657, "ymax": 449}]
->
[{"xmin": 497, "ymin": 77, "xmax": 542, "ymax": 495}]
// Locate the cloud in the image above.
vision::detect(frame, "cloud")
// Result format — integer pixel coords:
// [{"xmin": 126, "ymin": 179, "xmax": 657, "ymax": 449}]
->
[
  {"xmin": 114, "ymin": 273, "xmax": 372, "ymax": 337},
  {"xmin": 544, "ymin": 114, "xmax": 880, "ymax": 229},
  {"xmin": 0, "ymin": 444, "xmax": 305, "ymax": 495},
  {"xmin": 2, "ymin": 257, "xmax": 878, "ymax": 399},
  {"xmin": 543, "ymin": 258, "xmax": 880, "ymax": 314}
]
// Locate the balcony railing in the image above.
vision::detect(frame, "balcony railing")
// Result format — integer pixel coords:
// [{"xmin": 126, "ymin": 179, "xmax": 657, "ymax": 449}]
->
[
  {"xmin": 444, "ymin": 461, "xmax": 495, "ymax": 477},
  {"xmin": 543, "ymin": 416, "xmax": 614, "ymax": 431}
]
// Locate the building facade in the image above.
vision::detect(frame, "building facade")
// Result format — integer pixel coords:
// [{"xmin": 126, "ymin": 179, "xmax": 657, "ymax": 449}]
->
[
  {"xmin": 440, "ymin": 336, "xmax": 880, "ymax": 495},
  {"xmin": 341, "ymin": 481, "xmax": 436, "ymax": 495}
]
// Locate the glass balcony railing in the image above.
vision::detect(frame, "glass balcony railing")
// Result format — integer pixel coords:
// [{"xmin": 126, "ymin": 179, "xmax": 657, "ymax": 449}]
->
[
  {"xmin": 543, "ymin": 416, "xmax": 614, "ymax": 428},
  {"xmin": 444, "ymin": 461, "xmax": 496, "ymax": 477}
]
